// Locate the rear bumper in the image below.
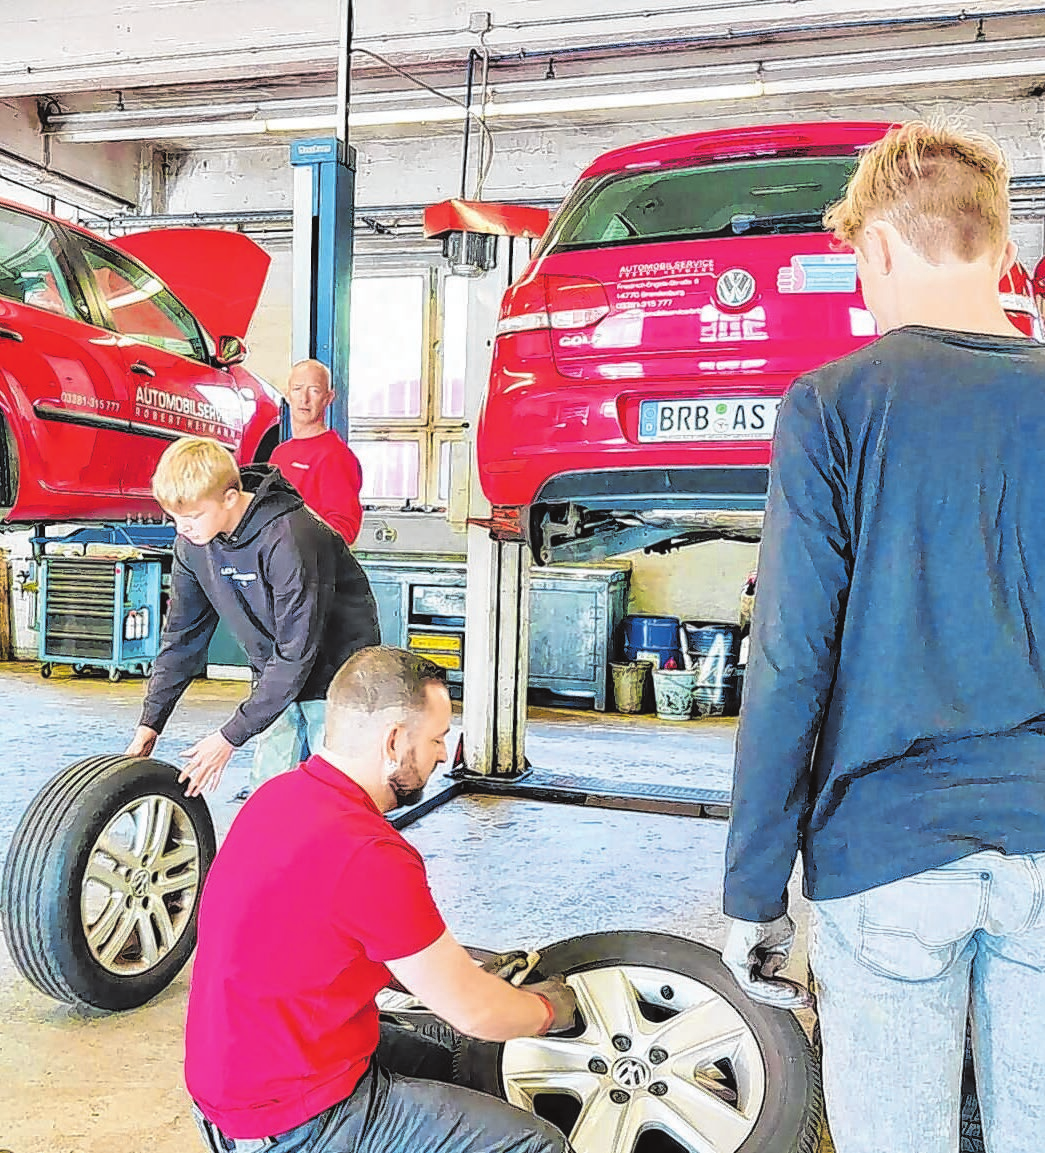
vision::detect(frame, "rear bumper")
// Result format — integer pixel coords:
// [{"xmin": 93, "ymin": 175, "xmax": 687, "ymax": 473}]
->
[{"xmin": 535, "ymin": 466, "xmax": 769, "ymax": 512}]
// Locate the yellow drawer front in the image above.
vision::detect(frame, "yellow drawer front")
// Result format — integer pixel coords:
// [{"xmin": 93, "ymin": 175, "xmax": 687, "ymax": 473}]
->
[
  {"xmin": 408, "ymin": 633, "xmax": 463, "ymax": 654},
  {"xmin": 419, "ymin": 651, "xmax": 462, "ymax": 670}
]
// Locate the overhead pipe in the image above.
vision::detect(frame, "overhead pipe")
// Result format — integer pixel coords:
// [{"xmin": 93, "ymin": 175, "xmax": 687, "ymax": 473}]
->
[
  {"xmin": 460, "ymin": 48, "xmax": 481, "ymax": 199},
  {"xmin": 336, "ymin": 0, "xmax": 353, "ymax": 147},
  {"xmin": 499, "ymin": 4, "xmax": 1034, "ymax": 35},
  {"xmin": 503, "ymin": 10, "xmax": 1045, "ymax": 68},
  {"xmin": 0, "ymin": 145, "xmax": 135, "ymax": 211},
  {"xmin": 311, "ymin": 3, "xmax": 1044, "ymax": 49}
]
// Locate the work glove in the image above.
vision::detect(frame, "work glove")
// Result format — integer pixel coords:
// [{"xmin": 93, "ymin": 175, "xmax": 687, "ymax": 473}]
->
[
  {"xmin": 528, "ymin": 976, "xmax": 579, "ymax": 1034},
  {"xmin": 722, "ymin": 914, "xmax": 814, "ymax": 1012},
  {"xmin": 481, "ymin": 950, "xmax": 532, "ymax": 981}
]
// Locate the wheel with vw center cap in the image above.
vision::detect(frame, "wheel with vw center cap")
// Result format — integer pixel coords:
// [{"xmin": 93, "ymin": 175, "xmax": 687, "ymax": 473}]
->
[
  {"xmin": 1, "ymin": 755, "xmax": 215, "ymax": 1011},
  {"xmin": 457, "ymin": 931, "xmax": 822, "ymax": 1153}
]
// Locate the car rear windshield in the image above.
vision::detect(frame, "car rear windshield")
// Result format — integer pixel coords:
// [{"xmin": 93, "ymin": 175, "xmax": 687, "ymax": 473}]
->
[{"xmin": 544, "ymin": 155, "xmax": 857, "ymax": 253}]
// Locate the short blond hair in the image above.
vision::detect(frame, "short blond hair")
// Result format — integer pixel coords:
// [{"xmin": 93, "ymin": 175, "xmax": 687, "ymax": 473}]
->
[
  {"xmin": 824, "ymin": 120, "xmax": 1010, "ymax": 263},
  {"xmin": 152, "ymin": 437, "xmax": 241, "ymax": 511}
]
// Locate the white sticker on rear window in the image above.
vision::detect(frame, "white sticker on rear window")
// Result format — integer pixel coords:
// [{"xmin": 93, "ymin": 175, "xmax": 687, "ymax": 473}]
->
[
  {"xmin": 618, "ymin": 259, "xmax": 716, "ymax": 280},
  {"xmin": 777, "ymin": 254, "xmax": 857, "ymax": 294}
]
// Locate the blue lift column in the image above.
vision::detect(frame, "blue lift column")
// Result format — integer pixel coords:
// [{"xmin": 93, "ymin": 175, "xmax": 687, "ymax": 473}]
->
[{"xmin": 288, "ymin": 137, "xmax": 356, "ymax": 440}]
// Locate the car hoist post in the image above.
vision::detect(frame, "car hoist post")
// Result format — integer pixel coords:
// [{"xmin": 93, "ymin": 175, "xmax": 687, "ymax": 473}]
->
[{"xmin": 289, "ymin": 136, "xmax": 356, "ymax": 442}]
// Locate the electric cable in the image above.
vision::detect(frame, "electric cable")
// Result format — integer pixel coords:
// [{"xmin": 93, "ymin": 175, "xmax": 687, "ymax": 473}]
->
[
  {"xmin": 351, "ymin": 45, "xmax": 496, "ymax": 199},
  {"xmin": 473, "ymin": 32, "xmax": 495, "ymax": 200}
]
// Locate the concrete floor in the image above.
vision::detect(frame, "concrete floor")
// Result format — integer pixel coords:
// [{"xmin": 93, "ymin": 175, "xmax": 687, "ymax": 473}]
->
[{"xmin": 0, "ymin": 661, "xmax": 812, "ymax": 1153}]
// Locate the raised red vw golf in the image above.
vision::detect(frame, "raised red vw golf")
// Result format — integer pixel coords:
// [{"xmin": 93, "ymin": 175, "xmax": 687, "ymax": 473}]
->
[
  {"xmin": 0, "ymin": 199, "xmax": 281, "ymax": 524},
  {"xmin": 477, "ymin": 121, "xmax": 1040, "ymax": 564}
]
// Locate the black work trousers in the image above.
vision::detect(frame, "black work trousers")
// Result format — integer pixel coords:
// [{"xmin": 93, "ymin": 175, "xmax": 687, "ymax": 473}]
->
[{"xmin": 192, "ymin": 1022, "xmax": 571, "ymax": 1153}]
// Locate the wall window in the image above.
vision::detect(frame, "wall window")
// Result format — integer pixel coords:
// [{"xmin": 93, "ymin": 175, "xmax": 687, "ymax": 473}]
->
[{"xmin": 348, "ymin": 270, "xmax": 469, "ymax": 509}]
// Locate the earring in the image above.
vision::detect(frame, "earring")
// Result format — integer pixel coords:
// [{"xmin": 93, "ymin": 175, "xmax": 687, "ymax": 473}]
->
[{"xmin": 386, "ymin": 758, "xmax": 397, "ymax": 775}]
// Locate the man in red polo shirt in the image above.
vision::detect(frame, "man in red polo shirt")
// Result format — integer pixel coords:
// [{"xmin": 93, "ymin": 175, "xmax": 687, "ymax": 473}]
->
[
  {"xmin": 186, "ymin": 646, "xmax": 576, "ymax": 1153},
  {"xmin": 270, "ymin": 358, "xmax": 364, "ymax": 545}
]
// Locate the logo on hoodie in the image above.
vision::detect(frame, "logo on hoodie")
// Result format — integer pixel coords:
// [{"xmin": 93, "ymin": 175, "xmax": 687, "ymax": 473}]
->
[{"xmin": 221, "ymin": 566, "xmax": 258, "ymax": 586}]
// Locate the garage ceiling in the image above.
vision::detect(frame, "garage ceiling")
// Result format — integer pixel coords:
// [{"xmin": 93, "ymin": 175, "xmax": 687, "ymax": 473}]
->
[
  {"xmin": 1, "ymin": 2, "xmax": 1041, "ymax": 152},
  {"xmin": 3, "ymin": 1, "xmax": 1045, "ymax": 217},
  {"xmin": 1, "ymin": 3, "xmax": 1041, "ymax": 96}
]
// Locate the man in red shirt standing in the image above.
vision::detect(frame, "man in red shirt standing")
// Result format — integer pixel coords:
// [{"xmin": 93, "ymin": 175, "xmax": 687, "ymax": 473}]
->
[
  {"xmin": 270, "ymin": 358, "xmax": 364, "ymax": 545},
  {"xmin": 186, "ymin": 646, "xmax": 576, "ymax": 1153}
]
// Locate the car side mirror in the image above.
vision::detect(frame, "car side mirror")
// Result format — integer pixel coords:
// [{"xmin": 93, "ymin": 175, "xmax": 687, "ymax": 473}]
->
[{"xmin": 215, "ymin": 335, "xmax": 248, "ymax": 367}]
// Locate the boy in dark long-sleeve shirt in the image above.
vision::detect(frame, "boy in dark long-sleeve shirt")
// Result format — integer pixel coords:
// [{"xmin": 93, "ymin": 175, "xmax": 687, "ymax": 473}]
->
[
  {"xmin": 722, "ymin": 122, "xmax": 1045, "ymax": 1153},
  {"xmin": 126, "ymin": 437, "xmax": 379, "ymax": 796}
]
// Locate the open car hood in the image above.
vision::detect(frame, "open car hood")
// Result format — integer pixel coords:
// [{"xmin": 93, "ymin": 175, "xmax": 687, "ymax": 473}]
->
[{"xmin": 111, "ymin": 228, "xmax": 270, "ymax": 340}]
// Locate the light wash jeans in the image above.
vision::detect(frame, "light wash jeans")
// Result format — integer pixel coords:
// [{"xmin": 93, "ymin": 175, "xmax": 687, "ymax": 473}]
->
[
  {"xmin": 809, "ymin": 849, "xmax": 1045, "ymax": 1153},
  {"xmin": 249, "ymin": 700, "xmax": 326, "ymax": 789}
]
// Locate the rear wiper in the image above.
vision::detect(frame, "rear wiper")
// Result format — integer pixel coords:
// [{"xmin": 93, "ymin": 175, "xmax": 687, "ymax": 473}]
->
[{"xmin": 730, "ymin": 211, "xmax": 824, "ymax": 234}]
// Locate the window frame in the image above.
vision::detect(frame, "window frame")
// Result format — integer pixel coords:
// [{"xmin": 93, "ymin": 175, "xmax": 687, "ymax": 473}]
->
[
  {"xmin": 0, "ymin": 205, "xmax": 91, "ymax": 325},
  {"xmin": 63, "ymin": 230, "xmax": 214, "ymax": 366},
  {"xmin": 542, "ymin": 154, "xmax": 858, "ymax": 255},
  {"xmin": 348, "ymin": 261, "xmax": 470, "ymax": 510}
]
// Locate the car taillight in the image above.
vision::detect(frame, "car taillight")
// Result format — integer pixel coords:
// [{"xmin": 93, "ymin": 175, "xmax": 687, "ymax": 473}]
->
[
  {"xmin": 545, "ymin": 275, "xmax": 610, "ymax": 330},
  {"xmin": 495, "ymin": 274, "xmax": 611, "ymax": 336},
  {"xmin": 496, "ymin": 277, "xmax": 549, "ymax": 335}
]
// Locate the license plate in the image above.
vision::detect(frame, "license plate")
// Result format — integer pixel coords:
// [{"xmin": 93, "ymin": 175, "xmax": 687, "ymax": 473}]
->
[{"xmin": 638, "ymin": 397, "xmax": 781, "ymax": 442}]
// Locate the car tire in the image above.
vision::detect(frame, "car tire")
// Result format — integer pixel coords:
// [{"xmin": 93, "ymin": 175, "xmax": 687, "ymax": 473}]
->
[
  {"xmin": 1, "ymin": 755, "xmax": 215, "ymax": 1011},
  {"xmin": 456, "ymin": 930, "xmax": 823, "ymax": 1153}
]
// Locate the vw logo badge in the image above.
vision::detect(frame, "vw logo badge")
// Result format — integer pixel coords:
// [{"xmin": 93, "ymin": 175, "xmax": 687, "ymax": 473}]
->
[
  {"xmin": 716, "ymin": 268, "xmax": 756, "ymax": 308},
  {"xmin": 612, "ymin": 1057, "xmax": 651, "ymax": 1089}
]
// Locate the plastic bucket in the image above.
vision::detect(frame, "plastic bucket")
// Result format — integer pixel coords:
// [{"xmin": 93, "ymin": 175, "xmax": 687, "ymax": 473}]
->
[
  {"xmin": 623, "ymin": 614, "xmax": 681, "ymax": 651},
  {"xmin": 651, "ymin": 669, "xmax": 698, "ymax": 721},
  {"xmin": 622, "ymin": 615, "xmax": 682, "ymax": 667},
  {"xmin": 611, "ymin": 661, "xmax": 652, "ymax": 714}
]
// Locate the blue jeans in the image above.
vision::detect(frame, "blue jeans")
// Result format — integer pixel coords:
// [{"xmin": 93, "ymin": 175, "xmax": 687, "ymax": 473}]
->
[
  {"xmin": 191, "ymin": 1023, "xmax": 569, "ymax": 1153},
  {"xmin": 809, "ymin": 849, "xmax": 1045, "ymax": 1153},
  {"xmin": 249, "ymin": 701, "xmax": 326, "ymax": 789}
]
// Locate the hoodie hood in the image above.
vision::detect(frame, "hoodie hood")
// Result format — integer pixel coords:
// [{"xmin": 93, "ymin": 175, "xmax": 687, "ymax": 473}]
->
[{"xmin": 224, "ymin": 465, "xmax": 304, "ymax": 547}]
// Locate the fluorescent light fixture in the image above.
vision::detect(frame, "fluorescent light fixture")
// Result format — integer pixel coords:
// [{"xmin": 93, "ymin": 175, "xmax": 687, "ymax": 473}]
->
[
  {"xmin": 56, "ymin": 52, "xmax": 1045, "ymax": 144},
  {"xmin": 490, "ymin": 82, "xmax": 763, "ymax": 119}
]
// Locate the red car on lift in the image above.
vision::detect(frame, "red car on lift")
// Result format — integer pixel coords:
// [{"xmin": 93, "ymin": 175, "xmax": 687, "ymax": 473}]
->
[
  {"xmin": 477, "ymin": 121, "xmax": 1041, "ymax": 564},
  {"xmin": 0, "ymin": 199, "xmax": 281, "ymax": 525}
]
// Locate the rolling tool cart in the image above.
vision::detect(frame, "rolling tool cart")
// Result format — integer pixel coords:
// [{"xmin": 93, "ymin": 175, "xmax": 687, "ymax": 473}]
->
[
  {"xmin": 32, "ymin": 524, "xmax": 175, "ymax": 681},
  {"xmin": 38, "ymin": 556, "xmax": 164, "ymax": 681}
]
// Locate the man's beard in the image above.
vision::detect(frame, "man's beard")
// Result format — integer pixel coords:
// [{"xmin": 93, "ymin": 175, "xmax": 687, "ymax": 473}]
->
[{"xmin": 389, "ymin": 750, "xmax": 426, "ymax": 808}]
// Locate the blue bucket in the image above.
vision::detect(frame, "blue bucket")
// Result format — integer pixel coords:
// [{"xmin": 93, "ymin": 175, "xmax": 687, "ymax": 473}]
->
[{"xmin": 622, "ymin": 615, "xmax": 681, "ymax": 667}]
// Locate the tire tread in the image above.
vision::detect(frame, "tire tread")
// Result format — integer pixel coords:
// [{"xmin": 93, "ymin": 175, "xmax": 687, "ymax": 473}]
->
[{"xmin": 1, "ymin": 755, "xmax": 214, "ymax": 1010}]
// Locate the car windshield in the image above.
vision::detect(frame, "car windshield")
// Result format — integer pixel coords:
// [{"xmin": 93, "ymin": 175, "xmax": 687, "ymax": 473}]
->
[{"xmin": 545, "ymin": 155, "xmax": 857, "ymax": 253}]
